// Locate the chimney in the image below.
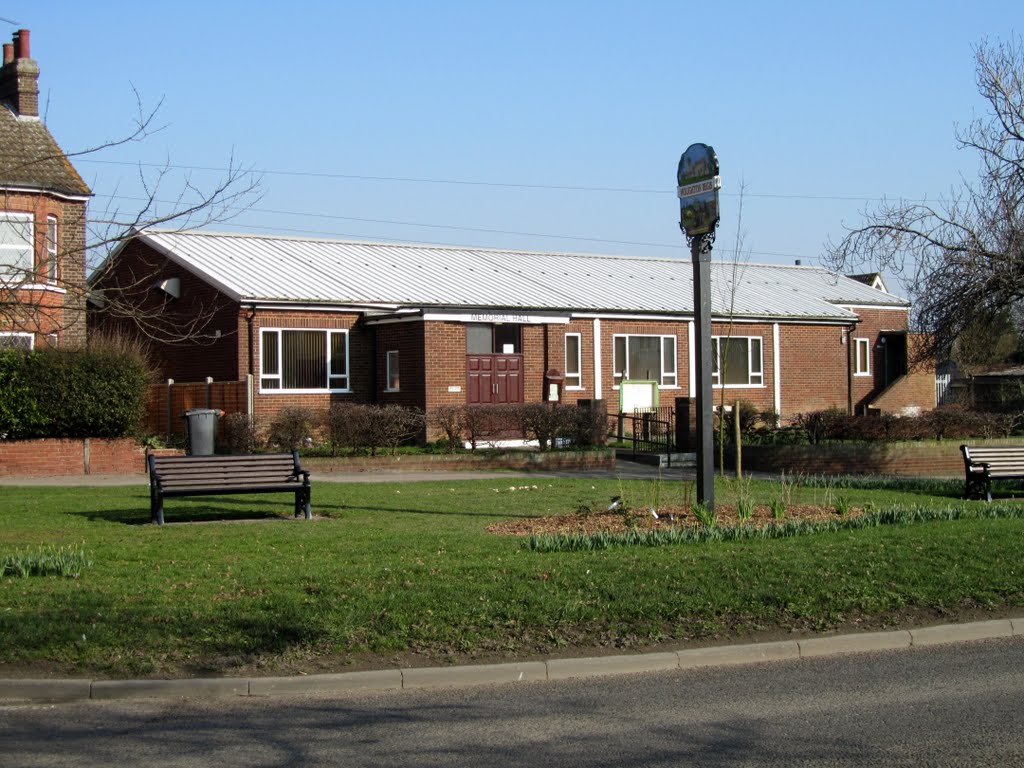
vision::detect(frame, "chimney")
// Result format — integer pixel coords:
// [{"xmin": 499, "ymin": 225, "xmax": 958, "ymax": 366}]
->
[{"xmin": 0, "ymin": 29, "xmax": 40, "ymax": 117}]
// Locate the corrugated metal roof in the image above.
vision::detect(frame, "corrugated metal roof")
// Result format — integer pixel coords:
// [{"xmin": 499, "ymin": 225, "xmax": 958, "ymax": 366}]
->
[{"xmin": 138, "ymin": 229, "xmax": 909, "ymax": 321}]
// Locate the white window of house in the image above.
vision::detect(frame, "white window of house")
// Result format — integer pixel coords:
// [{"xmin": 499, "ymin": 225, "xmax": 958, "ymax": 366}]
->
[
  {"xmin": 45, "ymin": 216, "xmax": 58, "ymax": 282},
  {"xmin": 612, "ymin": 334, "xmax": 677, "ymax": 388},
  {"xmin": 854, "ymin": 337, "xmax": 871, "ymax": 376},
  {"xmin": 386, "ymin": 350, "xmax": 400, "ymax": 391},
  {"xmin": 712, "ymin": 336, "xmax": 764, "ymax": 387},
  {"xmin": 0, "ymin": 212, "xmax": 33, "ymax": 279},
  {"xmin": 0, "ymin": 332, "xmax": 33, "ymax": 351},
  {"xmin": 565, "ymin": 333, "xmax": 582, "ymax": 389},
  {"xmin": 259, "ymin": 328, "xmax": 349, "ymax": 392}
]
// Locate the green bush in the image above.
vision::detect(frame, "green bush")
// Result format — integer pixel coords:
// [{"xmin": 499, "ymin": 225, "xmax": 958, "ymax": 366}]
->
[{"xmin": 0, "ymin": 335, "xmax": 151, "ymax": 439}]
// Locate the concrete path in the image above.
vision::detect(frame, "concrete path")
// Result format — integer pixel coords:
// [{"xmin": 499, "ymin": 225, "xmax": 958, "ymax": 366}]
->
[
  {"xmin": 1, "ymin": 618, "xmax": 1019, "ymax": 703},
  {"xmin": 0, "ymin": 459, "xmax": 687, "ymax": 486}
]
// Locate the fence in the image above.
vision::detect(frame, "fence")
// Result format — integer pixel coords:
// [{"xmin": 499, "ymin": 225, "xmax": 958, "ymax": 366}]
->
[
  {"xmin": 609, "ymin": 407, "xmax": 676, "ymax": 465},
  {"xmin": 144, "ymin": 377, "xmax": 252, "ymax": 441}
]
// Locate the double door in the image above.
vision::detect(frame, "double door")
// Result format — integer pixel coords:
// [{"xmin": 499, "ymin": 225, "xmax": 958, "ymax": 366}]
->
[{"xmin": 466, "ymin": 355, "xmax": 523, "ymax": 404}]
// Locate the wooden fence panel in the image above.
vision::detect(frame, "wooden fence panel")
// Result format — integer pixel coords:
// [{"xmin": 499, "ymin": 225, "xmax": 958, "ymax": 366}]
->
[{"xmin": 144, "ymin": 378, "xmax": 251, "ymax": 441}]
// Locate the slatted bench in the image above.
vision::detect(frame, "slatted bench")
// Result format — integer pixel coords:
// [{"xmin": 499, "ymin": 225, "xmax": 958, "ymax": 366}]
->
[
  {"xmin": 960, "ymin": 444, "xmax": 1024, "ymax": 501},
  {"xmin": 148, "ymin": 451, "xmax": 312, "ymax": 525}
]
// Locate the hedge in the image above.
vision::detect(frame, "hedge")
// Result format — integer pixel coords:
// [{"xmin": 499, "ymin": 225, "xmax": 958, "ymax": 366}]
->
[{"xmin": 0, "ymin": 345, "xmax": 150, "ymax": 439}]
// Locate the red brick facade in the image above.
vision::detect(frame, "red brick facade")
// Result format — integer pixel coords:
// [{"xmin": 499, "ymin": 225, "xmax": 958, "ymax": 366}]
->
[
  {"xmin": 93, "ymin": 239, "xmax": 931, "ymax": 430},
  {"xmin": 0, "ymin": 191, "xmax": 88, "ymax": 348}
]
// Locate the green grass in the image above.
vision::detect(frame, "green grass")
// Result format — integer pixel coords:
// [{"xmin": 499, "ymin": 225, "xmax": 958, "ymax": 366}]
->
[{"xmin": 2, "ymin": 474, "xmax": 1024, "ymax": 678}]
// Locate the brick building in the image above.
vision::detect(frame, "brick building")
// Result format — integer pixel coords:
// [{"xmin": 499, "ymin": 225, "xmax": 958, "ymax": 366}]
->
[
  {"xmin": 0, "ymin": 29, "xmax": 91, "ymax": 350},
  {"xmin": 92, "ymin": 229, "xmax": 935, "ymax": 428}
]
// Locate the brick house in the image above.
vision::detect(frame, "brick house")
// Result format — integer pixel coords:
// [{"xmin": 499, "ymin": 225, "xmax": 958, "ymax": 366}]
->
[
  {"xmin": 92, "ymin": 229, "xmax": 934, "ymax": 431},
  {"xmin": 0, "ymin": 29, "xmax": 90, "ymax": 350}
]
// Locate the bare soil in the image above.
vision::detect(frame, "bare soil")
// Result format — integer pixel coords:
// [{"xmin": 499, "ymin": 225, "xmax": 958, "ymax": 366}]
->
[{"xmin": 487, "ymin": 503, "xmax": 862, "ymax": 536}]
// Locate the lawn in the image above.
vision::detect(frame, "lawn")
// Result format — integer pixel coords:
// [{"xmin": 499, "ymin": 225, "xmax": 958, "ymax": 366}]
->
[{"xmin": 1, "ymin": 474, "xmax": 1023, "ymax": 678}]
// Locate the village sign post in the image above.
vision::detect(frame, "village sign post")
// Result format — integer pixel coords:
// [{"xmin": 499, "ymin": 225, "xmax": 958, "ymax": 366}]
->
[{"xmin": 677, "ymin": 143, "xmax": 721, "ymax": 510}]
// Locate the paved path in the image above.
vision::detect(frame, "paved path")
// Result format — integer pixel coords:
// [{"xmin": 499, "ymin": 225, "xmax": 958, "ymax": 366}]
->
[{"xmin": 0, "ymin": 459, "xmax": 689, "ymax": 486}]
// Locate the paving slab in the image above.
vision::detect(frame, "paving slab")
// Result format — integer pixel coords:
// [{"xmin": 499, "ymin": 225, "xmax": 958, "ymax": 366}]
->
[
  {"xmin": 546, "ymin": 652, "xmax": 680, "ymax": 681},
  {"xmin": 90, "ymin": 677, "xmax": 248, "ymax": 700},
  {"xmin": 402, "ymin": 662, "xmax": 548, "ymax": 689},
  {"xmin": 250, "ymin": 669, "xmax": 402, "ymax": 696},
  {"xmin": 677, "ymin": 640, "xmax": 800, "ymax": 669},
  {"xmin": 799, "ymin": 630, "xmax": 912, "ymax": 658},
  {"xmin": 910, "ymin": 619, "xmax": 1014, "ymax": 647}
]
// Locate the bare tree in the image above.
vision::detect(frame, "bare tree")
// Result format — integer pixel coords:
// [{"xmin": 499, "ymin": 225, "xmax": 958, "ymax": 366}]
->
[
  {"xmin": 1, "ymin": 86, "xmax": 262, "ymax": 345},
  {"xmin": 825, "ymin": 37, "xmax": 1024, "ymax": 360}
]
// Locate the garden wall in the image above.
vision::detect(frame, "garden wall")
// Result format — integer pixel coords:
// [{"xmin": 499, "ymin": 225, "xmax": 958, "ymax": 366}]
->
[
  {"xmin": 301, "ymin": 449, "xmax": 616, "ymax": 474},
  {"xmin": 731, "ymin": 440, "xmax": 1014, "ymax": 477},
  {"xmin": 0, "ymin": 438, "xmax": 159, "ymax": 476}
]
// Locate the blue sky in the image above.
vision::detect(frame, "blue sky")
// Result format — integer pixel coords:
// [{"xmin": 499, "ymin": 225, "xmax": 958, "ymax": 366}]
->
[{"xmin": 4, "ymin": 1, "xmax": 1020, "ymax": 282}]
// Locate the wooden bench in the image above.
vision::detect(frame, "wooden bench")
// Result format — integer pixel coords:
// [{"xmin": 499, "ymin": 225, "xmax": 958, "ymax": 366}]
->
[
  {"xmin": 148, "ymin": 452, "xmax": 311, "ymax": 525},
  {"xmin": 960, "ymin": 444, "xmax": 1024, "ymax": 501}
]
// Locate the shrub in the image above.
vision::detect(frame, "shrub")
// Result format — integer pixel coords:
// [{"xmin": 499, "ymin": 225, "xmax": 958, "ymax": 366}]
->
[
  {"xmin": 567, "ymin": 401, "xmax": 609, "ymax": 447},
  {"xmin": 0, "ymin": 333, "xmax": 152, "ymax": 439},
  {"xmin": 462, "ymin": 404, "xmax": 518, "ymax": 451},
  {"xmin": 429, "ymin": 405, "xmax": 465, "ymax": 452},
  {"xmin": 362, "ymin": 405, "xmax": 425, "ymax": 456},
  {"xmin": 267, "ymin": 406, "xmax": 317, "ymax": 450},
  {"xmin": 326, "ymin": 403, "xmax": 371, "ymax": 455},
  {"xmin": 223, "ymin": 412, "xmax": 262, "ymax": 454}
]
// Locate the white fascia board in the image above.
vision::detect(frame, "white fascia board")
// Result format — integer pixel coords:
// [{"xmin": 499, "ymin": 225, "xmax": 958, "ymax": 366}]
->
[
  {"xmin": 570, "ymin": 311, "xmax": 855, "ymax": 326},
  {"xmin": 422, "ymin": 310, "xmax": 570, "ymax": 324},
  {"xmin": 0, "ymin": 184, "xmax": 90, "ymax": 202}
]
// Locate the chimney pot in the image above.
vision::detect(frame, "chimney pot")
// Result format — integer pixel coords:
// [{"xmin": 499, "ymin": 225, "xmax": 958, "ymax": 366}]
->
[
  {"xmin": 14, "ymin": 29, "xmax": 29, "ymax": 59},
  {"xmin": 2, "ymin": 43, "xmax": 12, "ymax": 66}
]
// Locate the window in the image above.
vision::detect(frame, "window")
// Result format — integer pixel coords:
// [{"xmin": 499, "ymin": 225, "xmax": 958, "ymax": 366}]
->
[
  {"xmin": 386, "ymin": 350, "xmax": 400, "ymax": 391},
  {"xmin": 712, "ymin": 336, "xmax": 764, "ymax": 387},
  {"xmin": 45, "ymin": 216, "xmax": 57, "ymax": 281},
  {"xmin": 854, "ymin": 338, "xmax": 870, "ymax": 376},
  {"xmin": 565, "ymin": 333, "xmax": 582, "ymax": 389},
  {"xmin": 260, "ymin": 328, "xmax": 349, "ymax": 392},
  {"xmin": 613, "ymin": 334, "xmax": 677, "ymax": 387},
  {"xmin": 0, "ymin": 212, "xmax": 33, "ymax": 279},
  {"xmin": 0, "ymin": 332, "xmax": 33, "ymax": 351}
]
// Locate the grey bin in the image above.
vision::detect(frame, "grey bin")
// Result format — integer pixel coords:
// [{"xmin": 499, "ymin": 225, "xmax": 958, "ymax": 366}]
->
[{"xmin": 183, "ymin": 408, "xmax": 222, "ymax": 456}]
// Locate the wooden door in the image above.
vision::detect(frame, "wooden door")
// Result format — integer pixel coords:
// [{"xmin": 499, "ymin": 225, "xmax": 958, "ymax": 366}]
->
[{"xmin": 467, "ymin": 355, "xmax": 523, "ymax": 404}]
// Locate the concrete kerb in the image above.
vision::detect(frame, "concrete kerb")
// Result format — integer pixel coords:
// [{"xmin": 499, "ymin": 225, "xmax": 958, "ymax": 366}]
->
[{"xmin": 2, "ymin": 617, "xmax": 1022, "ymax": 704}]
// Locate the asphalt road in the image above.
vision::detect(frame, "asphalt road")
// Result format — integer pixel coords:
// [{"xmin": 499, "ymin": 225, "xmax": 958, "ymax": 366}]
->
[{"xmin": 5, "ymin": 636, "xmax": 1024, "ymax": 767}]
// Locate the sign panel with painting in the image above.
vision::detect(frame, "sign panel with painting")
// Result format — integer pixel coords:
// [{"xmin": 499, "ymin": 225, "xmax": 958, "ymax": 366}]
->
[{"xmin": 677, "ymin": 143, "xmax": 721, "ymax": 237}]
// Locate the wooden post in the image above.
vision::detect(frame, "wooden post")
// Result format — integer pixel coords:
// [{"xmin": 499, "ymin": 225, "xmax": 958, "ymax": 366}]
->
[
  {"xmin": 165, "ymin": 378, "xmax": 174, "ymax": 443},
  {"xmin": 734, "ymin": 399, "xmax": 742, "ymax": 479}
]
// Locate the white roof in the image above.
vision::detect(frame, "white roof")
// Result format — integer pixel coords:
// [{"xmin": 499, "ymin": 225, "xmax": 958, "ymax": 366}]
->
[{"xmin": 136, "ymin": 230, "xmax": 908, "ymax": 321}]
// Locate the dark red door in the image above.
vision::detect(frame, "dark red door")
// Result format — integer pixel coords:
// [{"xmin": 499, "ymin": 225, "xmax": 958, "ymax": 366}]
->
[{"xmin": 467, "ymin": 355, "xmax": 523, "ymax": 404}]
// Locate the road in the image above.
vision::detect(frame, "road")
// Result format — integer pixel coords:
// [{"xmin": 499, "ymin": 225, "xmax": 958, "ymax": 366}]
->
[{"xmin": 5, "ymin": 637, "xmax": 1024, "ymax": 767}]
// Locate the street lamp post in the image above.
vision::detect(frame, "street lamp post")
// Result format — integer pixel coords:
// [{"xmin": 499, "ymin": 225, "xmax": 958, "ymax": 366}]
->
[{"xmin": 677, "ymin": 143, "xmax": 721, "ymax": 510}]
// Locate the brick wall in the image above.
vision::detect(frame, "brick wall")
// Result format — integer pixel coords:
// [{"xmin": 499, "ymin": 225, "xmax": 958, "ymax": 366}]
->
[
  {"xmin": 0, "ymin": 190, "xmax": 87, "ymax": 348},
  {"xmin": 0, "ymin": 438, "xmax": 153, "ymax": 476},
  {"xmin": 375, "ymin": 321, "xmax": 425, "ymax": 408}
]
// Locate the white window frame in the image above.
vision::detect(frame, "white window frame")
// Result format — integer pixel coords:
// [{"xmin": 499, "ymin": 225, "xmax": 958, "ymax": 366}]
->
[
  {"xmin": 612, "ymin": 334, "xmax": 678, "ymax": 389},
  {"xmin": 712, "ymin": 335, "xmax": 764, "ymax": 388},
  {"xmin": 45, "ymin": 216, "xmax": 58, "ymax": 282},
  {"xmin": 259, "ymin": 328, "xmax": 350, "ymax": 393},
  {"xmin": 386, "ymin": 350, "xmax": 400, "ymax": 392},
  {"xmin": 0, "ymin": 332, "xmax": 34, "ymax": 351},
  {"xmin": 564, "ymin": 333, "xmax": 582, "ymax": 389},
  {"xmin": 0, "ymin": 212, "xmax": 34, "ymax": 279},
  {"xmin": 854, "ymin": 337, "xmax": 871, "ymax": 376}
]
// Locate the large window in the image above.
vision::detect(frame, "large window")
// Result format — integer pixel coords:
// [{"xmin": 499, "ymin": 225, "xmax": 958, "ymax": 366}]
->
[
  {"xmin": 854, "ymin": 337, "xmax": 871, "ymax": 376},
  {"xmin": 0, "ymin": 212, "xmax": 33, "ymax": 279},
  {"xmin": 260, "ymin": 328, "xmax": 349, "ymax": 392},
  {"xmin": 712, "ymin": 336, "xmax": 763, "ymax": 387},
  {"xmin": 613, "ymin": 334, "xmax": 677, "ymax": 387},
  {"xmin": 565, "ymin": 333, "xmax": 582, "ymax": 389},
  {"xmin": 0, "ymin": 332, "xmax": 33, "ymax": 351}
]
